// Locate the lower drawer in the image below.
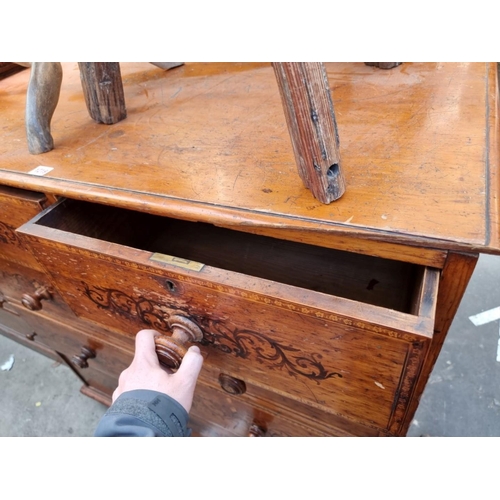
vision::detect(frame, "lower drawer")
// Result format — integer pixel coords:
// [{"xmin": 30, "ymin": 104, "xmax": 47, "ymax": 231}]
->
[
  {"xmin": 189, "ymin": 379, "xmax": 328, "ymax": 437},
  {"xmin": 0, "ymin": 293, "xmax": 34, "ymax": 337},
  {"xmin": 0, "ymin": 257, "xmax": 77, "ymax": 322},
  {"xmin": 0, "ymin": 301, "xmax": 124, "ymax": 402},
  {"xmin": 18, "ymin": 308, "xmax": 133, "ymax": 378},
  {"xmin": 0, "ymin": 296, "xmax": 63, "ymax": 362},
  {"xmin": 195, "ymin": 362, "xmax": 381, "ymax": 436}
]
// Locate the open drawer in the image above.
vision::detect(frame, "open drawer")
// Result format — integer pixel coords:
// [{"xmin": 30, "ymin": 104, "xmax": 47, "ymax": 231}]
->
[
  {"xmin": 18, "ymin": 198, "xmax": 440, "ymax": 435},
  {"xmin": 0, "ymin": 184, "xmax": 52, "ymax": 270}
]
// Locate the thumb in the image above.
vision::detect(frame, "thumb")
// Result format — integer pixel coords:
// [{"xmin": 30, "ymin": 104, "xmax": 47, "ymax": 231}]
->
[{"xmin": 176, "ymin": 345, "xmax": 204, "ymax": 382}]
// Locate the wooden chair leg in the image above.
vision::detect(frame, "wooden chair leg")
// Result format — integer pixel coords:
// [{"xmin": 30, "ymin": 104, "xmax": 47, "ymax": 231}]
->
[
  {"xmin": 272, "ymin": 62, "xmax": 346, "ymax": 204},
  {"xmin": 25, "ymin": 62, "xmax": 62, "ymax": 154},
  {"xmin": 150, "ymin": 62, "xmax": 184, "ymax": 70},
  {"xmin": 365, "ymin": 62, "xmax": 402, "ymax": 69},
  {"xmin": 78, "ymin": 62, "xmax": 127, "ymax": 125}
]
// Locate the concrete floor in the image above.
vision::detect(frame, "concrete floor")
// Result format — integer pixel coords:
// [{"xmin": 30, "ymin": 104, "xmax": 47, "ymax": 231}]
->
[{"xmin": 1, "ymin": 254, "xmax": 499, "ymax": 437}]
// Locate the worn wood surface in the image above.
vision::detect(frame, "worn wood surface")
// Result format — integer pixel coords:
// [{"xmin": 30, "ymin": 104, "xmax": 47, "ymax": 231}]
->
[
  {"xmin": 193, "ymin": 362, "xmax": 382, "ymax": 436},
  {"xmin": 1, "ymin": 62, "xmax": 498, "ymax": 436},
  {"xmin": 77, "ymin": 62, "xmax": 127, "ymax": 124},
  {"xmin": 0, "ymin": 62, "xmax": 498, "ymax": 256},
  {"xmin": 365, "ymin": 62, "xmax": 402, "ymax": 69},
  {"xmin": 20, "ymin": 309, "xmax": 132, "ymax": 378},
  {"xmin": 189, "ymin": 379, "xmax": 330, "ymax": 436},
  {"xmin": 0, "ymin": 305, "xmax": 62, "ymax": 363},
  {"xmin": 0, "ymin": 63, "xmax": 27, "ymax": 80},
  {"xmin": 0, "ymin": 185, "xmax": 50, "ymax": 270},
  {"xmin": 272, "ymin": 62, "xmax": 345, "ymax": 203},
  {"xmin": 401, "ymin": 251, "xmax": 479, "ymax": 434}
]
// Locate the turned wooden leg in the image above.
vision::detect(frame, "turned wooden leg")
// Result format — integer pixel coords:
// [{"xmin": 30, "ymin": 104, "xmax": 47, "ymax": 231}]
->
[
  {"xmin": 364, "ymin": 62, "xmax": 402, "ymax": 69},
  {"xmin": 272, "ymin": 62, "xmax": 346, "ymax": 204},
  {"xmin": 78, "ymin": 62, "xmax": 127, "ymax": 125},
  {"xmin": 25, "ymin": 62, "xmax": 63, "ymax": 154},
  {"xmin": 150, "ymin": 62, "xmax": 184, "ymax": 70}
]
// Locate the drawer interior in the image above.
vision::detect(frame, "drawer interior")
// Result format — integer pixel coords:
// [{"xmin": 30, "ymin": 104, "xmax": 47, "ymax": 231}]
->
[{"xmin": 36, "ymin": 198, "xmax": 425, "ymax": 314}]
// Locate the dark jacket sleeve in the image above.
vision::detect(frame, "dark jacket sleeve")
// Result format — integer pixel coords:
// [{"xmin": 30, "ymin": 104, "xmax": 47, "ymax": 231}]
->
[{"xmin": 94, "ymin": 389, "xmax": 191, "ymax": 437}]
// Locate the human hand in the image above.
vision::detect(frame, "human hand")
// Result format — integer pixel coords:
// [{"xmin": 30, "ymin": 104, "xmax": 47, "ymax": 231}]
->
[{"xmin": 112, "ymin": 329, "xmax": 204, "ymax": 413}]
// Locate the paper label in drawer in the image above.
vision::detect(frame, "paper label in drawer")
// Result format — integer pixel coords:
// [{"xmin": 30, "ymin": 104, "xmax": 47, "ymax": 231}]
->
[{"xmin": 149, "ymin": 253, "xmax": 205, "ymax": 271}]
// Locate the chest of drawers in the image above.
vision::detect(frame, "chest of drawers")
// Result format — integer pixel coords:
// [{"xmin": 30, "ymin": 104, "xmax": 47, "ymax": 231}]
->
[{"xmin": 1, "ymin": 62, "xmax": 498, "ymax": 436}]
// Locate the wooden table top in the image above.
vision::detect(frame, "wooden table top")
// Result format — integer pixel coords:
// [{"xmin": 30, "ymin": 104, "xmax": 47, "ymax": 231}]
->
[{"xmin": 0, "ymin": 62, "xmax": 498, "ymax": 257}]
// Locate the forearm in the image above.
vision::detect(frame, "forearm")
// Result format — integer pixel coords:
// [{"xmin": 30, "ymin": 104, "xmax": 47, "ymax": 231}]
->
[{"xmin": 94, "ymin": 389, "xmax": 191, "ymax": 437}]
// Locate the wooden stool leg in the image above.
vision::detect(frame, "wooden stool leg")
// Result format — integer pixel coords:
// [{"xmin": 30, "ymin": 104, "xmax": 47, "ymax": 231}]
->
[
  {"xmin": 25, "ymin": 62, "xmax": 62, "ymax": 154},
  {"xmin": 150, "ymin": 62, "xmax": 184, "ymax": 70},
  {"xmin": 272, "ymin": 62, "xmax": 346, "ymax": 204},
  {"xmin": 78, "ymin": 62, "xmax": 127, "ymax": 124},
  {"xmin": 364, "ymin": 62, "xmax": 402, "ymax": 69}
]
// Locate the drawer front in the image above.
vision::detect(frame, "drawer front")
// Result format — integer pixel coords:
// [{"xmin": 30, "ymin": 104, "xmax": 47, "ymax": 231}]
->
[
  {"xmin": 0, "ymin": 293, "xmax": 35, "ymax": 338},
  {"xmin": 195, "ymin": 363, "xmax": 381, "ymax": 436},
  {"xmin": 0, "ymin": 257, "xmax": 78, "ymax": 321},
  {"xmin": 0, "ymin": 185, "xmax": 52, "ymax": 270},
  {"xmin": 0, "ymin": 300, "xmax": 125, "ymax": 404},
  {"xmin": 189, "ymin": 379, "xmax": 328, "ymax": 437},
  {"xmin": 18, "ymin": 200, "xmax": 439, "ymax": 436},
  {"xmin": 19, "ymin": 309, "xmax": 133, "ymax": 378},
  {"xmin": 0, "ymin": 307, "xmax": 61, "ymax": 362},
  {"xmin": 0, "ymin": 185, "xmax": 50, "ymax": 227}
]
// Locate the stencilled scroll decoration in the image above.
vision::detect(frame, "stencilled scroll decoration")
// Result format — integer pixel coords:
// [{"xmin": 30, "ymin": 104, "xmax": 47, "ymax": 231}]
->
[
  {"xmin": 0, "ymin": 222, "xmax": 20, "ymax": 246},
  {"xmin": 80, "ymin": 282, "xmax": 178, "ymax": 333},
  {"xmin": 198, "ymin": 319, "xmax": 342, "ymax": 382},
  {"xmin": 80, "ymin": 282, "xmax": 342, "ymax": 383}
]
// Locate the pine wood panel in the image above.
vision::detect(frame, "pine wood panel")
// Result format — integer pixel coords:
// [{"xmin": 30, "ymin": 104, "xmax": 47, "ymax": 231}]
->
[
  {"xmin": 0, "ymin": 318, "xmax": 60, "ymax": 362},
  {"xmin": 20, "ymin": 310, "xmax": 133, "ymax": 378},
  {"xmin": 0, "ymin": 185, "xmax": 51, "ymax": 270},
  {"xmin": 0, "ymin": 257, "xmax": 78, "ymax": 321},
  {"xmin": 194, "ymin": 362, "xmax": 382, "ymax": 437},
  {"xmin": 1, "ymin": 62, "xmax": 497, "ymax": 437},
  {"xmin": 0, "ymin": 62, "xmax": 498, "ymax": 256},
  {"xmin": 400, "ymin": 251, "xmax": 479, "ymax": 434},
  {"xmin": 189, "ymin": 380, "xmax": 330, "ymax": 437}
]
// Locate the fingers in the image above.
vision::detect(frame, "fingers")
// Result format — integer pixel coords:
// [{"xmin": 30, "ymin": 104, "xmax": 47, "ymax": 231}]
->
[
  {"xmin": 133, "ymin": 329, "xmax": 161, "ymax": 365},
  {"xmin": 132, "ymin": 330, "xmax": 203, "ymax": 383},
  {"xmin": 176, "ymin": 345, "xmax": 204, "ymax": 382}
]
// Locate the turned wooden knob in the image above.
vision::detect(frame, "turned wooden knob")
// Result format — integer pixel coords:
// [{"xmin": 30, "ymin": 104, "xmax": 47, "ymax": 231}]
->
[
  {"xmin": 71, "ymin": 346, "xmax": 96, "ymax": 369},
  {"xmin": 21, "ymin": 286, "xmax": 52, "ymax": 311},
  {"xmin": 155, "ymin": 315, "xmax": 203, "ymax": 371}
]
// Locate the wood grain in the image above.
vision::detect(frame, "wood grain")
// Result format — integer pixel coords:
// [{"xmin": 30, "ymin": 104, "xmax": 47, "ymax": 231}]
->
[
  {"xmin": 0, "ymin": 185, "xmax": 50, "ymax": 270},
  {"xmin": 400, "ymin": 251, "xmax": 478, "ymax": 434},
  {"xmin": 0, "ymin": 62, "xmax": 498, "ymax": 255},
  {"xmin": 78, "ymin": 63, "xmax": 127, "ymax": 124},
  {"xmin": 0, "ymin": 62, "xmax": 497, "ymax": 436},
  {"xmin": 272, "ymin": 62, "xmax": 345, "ymax": 203}
]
